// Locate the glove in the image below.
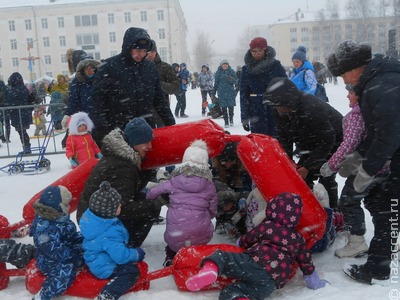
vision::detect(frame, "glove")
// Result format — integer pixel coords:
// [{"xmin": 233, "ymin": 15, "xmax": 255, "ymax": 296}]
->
[
  {"xmin": 97, "ymin": 153, "xmax": 103, "ymax": 159},
  {"xmin": 338, "ymin": 151, "xmax": 363, "ymax": 177},
  {"xmin": 61, "ymin": 115, "xmax": 70, "ymax": 129},
  {"xmin": 242, "ymin": 122, "xmax": 250, "ymax": 132},
  {"xmin": 319, "ymin": 162, "xmax": 335, "ymax": 178},
  {"xmin": 303, "ymin": 271, "xmax": 329, "ymax": 290},
  {"xmin": 353, "ymin": 165, "xmax": 375, "ymax": 193},
  {"xmin": 69, "ymin": 157, "xmax": 79, "ymax": 167},
  {"xmin": 133, "ymin": 248, "xmax": 146, "ymax": 262}
]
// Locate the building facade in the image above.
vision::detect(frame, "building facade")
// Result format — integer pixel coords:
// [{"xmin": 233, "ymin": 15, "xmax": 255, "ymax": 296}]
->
[{"xmin": 0, "ymin": 0, "xmax": 187, "ymax": 82}]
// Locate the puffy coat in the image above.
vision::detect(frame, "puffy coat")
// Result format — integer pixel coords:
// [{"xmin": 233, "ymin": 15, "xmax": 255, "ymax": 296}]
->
[{"xmin": 289, "ymin": 60, "xmax": 317, "ymax": 95}]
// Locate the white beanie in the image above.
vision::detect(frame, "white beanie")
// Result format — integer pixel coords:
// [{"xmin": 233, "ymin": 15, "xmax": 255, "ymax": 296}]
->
[{"xmin": 182, "ymin": 140, "xmax": 209, "ymax": 167}]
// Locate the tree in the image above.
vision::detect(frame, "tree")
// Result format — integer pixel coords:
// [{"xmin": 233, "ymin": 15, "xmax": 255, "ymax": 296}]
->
[{"xmin": 192, "ymin": 31, "xmax": 214, "ymax": 71}]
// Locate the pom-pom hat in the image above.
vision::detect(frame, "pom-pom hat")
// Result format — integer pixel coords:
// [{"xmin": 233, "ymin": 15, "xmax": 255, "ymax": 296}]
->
[
  {"xmin": 182, "ymin": 140, "xmax": 209, "ymax": 167},
  {"xmin": 89, "ymin": 181, "xmax": 121, "ymax": 218},
  {"xmin": 292, "ymin": 46, "xmax": 307, "ymax": 62}
]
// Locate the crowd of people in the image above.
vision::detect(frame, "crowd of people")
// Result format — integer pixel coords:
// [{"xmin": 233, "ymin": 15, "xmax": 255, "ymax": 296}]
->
[{"xmin": 0, "ymin": 30, "xmax": 398, "ymax": 300}]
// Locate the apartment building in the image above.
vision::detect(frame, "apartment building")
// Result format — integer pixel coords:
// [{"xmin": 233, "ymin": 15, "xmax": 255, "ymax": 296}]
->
[{"xmin": 0, "ymin": 0, "xmax": 187, "ymax": 82}]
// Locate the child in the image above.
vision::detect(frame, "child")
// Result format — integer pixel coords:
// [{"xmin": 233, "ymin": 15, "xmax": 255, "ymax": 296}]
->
[
  {"xmin": 32, "ymin": 106, "xmax": 47, "ymax": 136},
  {"xmin": 79, "ymin": 181, "xmax": 145, "ymax": 300},
  {"xmin": 146, "ymin": 140, "xmax": 218, "ymax": 267},
  {"xmin": 47, "ymin": 91, "xmax": 64, "ymax": 130},
  {"xmin": 29, "ymin": 185, "xmax": 84, "ymax": 300},
  {"xmin": 65, "ymin": 111, "xmax": 102, "ymax": 168},
  {"xmin": 319, "ymin": 84, "xmax": 390, "ymax": 258},
  {"xmin": 185, "ymin": 192, "xmax": 328, "ymax": 299}
]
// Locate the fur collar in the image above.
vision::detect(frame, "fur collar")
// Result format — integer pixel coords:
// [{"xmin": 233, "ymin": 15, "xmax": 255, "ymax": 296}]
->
[
  {"xmin": 172, "ymin": 163, "xmax": 213, "ymax": 181},
  {"xmin": 244, "ymin": 46, "xmax": 277, "ymax": 76}
]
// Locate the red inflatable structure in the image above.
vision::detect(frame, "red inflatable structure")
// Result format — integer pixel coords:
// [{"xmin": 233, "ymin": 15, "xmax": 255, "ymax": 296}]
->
[{"xmin": 0, "ymin": 120, "xmax": 327, "ymax": 297}]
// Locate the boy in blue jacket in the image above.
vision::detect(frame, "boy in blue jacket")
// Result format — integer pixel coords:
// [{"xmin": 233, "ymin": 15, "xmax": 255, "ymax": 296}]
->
[{"xmin": 79, "ymin": 181, "xmax": 145, "ymax": 300}]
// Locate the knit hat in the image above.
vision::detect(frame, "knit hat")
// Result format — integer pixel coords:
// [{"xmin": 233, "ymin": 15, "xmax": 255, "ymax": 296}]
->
[
  {"xmin": 89, "ymin": 181, "xmax": 121, "ymax": 218},
  {"xmin": 345, "ymin": 83, "xmax": 354, "ymax": 91},
  {"xmin": 328, "ymin": 40, "xmax": 372, "ymax": 76},
  {"xmin": 132, "ymin": 39, "xmax": 150, "ymax": 49},
  {"xmin": 292, "ymin": 46, "xmax": 307, "ymax": 62},
  {"xmin": 249, "ymin": 37, "xmax": 267, "ymax": 50},
  {"xmin": 202, "ymin": 64, "xmax": 209, "ymax": 70},
  {"xmin": 150, "ymin": 39, "xmax": 157, "ymax": 52},
  {"xmin": 38, "ymin": 186, "xmax": 72, "ymax": 215},
  {"xmin": 123, "ymin": 117, "xmax": 154, "ymax": 146},
  {"xmin": 220, "ymin": 59, "xmax": 229, "ymax": 66},
  {"xmin": 182, "ymin": 140, "xmax": 209, "ymax": 167},
  {"xmin": 218, "ymin": 142, "xmax": 238, "ymax": 162}
]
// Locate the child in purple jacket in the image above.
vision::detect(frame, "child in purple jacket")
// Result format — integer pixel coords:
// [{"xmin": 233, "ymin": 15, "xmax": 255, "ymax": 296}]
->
[
  {"xmin": 185, "ymin": 192, "xmax": 327, "ymax": 300},
  {"xmin": 146, "ymin": 140, "xmax": 218, "ymax": 267}
]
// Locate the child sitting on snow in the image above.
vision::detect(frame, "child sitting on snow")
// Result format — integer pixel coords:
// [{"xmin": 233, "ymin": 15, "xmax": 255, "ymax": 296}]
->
[
  {"xmin": 79, "ymin": 181, "xmax": 145, "ymax": 300},
  {"xmin": 185, "ymin": 192, "xmax": 328, "ymax": 299},
  {"xmin": 146, "ymin": 140, "xmax": 218, "ymax": 267},
  {"xmin": 30, "ymin": 185, "xmax": 84, "ymax": 300},
  {"xmin": 65, "ymin": 112, "xmax": 102, "ymax": 168}
]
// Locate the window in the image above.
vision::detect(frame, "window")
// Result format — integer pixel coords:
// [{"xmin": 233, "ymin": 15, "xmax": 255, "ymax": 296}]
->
[
  {"xmin": 58, "ymin": 17, "xmax": 64, "ymax": 28},
  {"xmin": 345, "ymin": 24, "xmax": 352, "ymax": 30},
  {"xmin": 41, "ymin": 18, "xmax": 48, "ymax": 29},
  {"xmin": 290, "ymin": 28, "xmax": 297, "ymax": 33},
  {"xmin": 12, "ymin": 57, "xmax": 19, "ymax": 67},
  {"xmin": 301, "ymin": 27, "xmax": 308, "ymax": 32},
  {"xmin": 9, "ymin": 21, "xmax": 16, "ymax": 31},
  {"xmin": 140, "ymin": 11, "xmax": 147, "ymax": 22},
  {"xmin": 25, "ymin": 20, "xmax": 32, "ymax": 30},
  {"xmin": 59, "ymin": 36, "xmax": 66, "ymax": 47},
  {"xmin": 159, "ymin": 47, "xmax": 167, "ymax": 61},
  {"xmin": 157, "ymin": 10, "xmax": 164, "ymax": 21},
  {"xmin": 290, "ymin": 37, "xmax": 298, "ymax": 43},
  {"xmin": 108, "ymin": 13, "xmax": 115, "ymax": 24},
  {"xmin": 43, "ymin": 37, "xmax": 50, "ymax": 48},
  {"xmin": 158, "ymin": 28, "xmax": 166, "ymax": 40},
  {"xmin": 109, "ymin": 32, "xmax": 116, "ymax": 43},
  {"xmin": 301, "ymin": 37, "xmax": 308, "ymax": 42},
  {"xmin": 10, "ymin": 39, "xmax": 17, "ymax": 50},
  {"xmin": 44, "ymin": 55, "xmax": 52, "ymax": 65},
  {"xmin": 26, "ymin": 38, "xmax": 34, "ymax": 48},
  {"xmin": 61, "ymin": 54, "xmax": 67, "ymax": 64},
  {"xmin": 76, "ymin": 33, "xmax": 99, "ymax": 46},
  {"xmin": 124, "ymin": 12, "xmax": 131, "ymax": 23},
  {"xmin": 110, "ymin": 50, "xmax": 118, "ymax": 57},
  {"xmin": 75, "ymin": 15, "xmax": 98, "ymax": 27}
]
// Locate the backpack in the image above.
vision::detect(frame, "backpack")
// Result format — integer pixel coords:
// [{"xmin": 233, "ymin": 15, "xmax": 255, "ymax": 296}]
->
[{"xmin": 303, "ymin": 69, "xmax": 329, "ymax": 102}]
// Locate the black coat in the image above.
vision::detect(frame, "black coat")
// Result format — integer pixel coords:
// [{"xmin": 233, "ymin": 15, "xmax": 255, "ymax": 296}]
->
[
  {"xmin": 355, "ymin": 54, "xmax": 400, "ymax": 175},
  {"xmin": 265, "ymin": 78, "xmax": 343, "ymax": 171},
  {"xmin": 91, "ymin": 27, "xmax": 175, "ymax": 143}
]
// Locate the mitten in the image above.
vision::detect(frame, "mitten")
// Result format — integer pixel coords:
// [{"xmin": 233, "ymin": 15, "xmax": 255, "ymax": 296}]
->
[
  {"xmin": 338, "ymin": 151, "xmax": 363, "ymax": 177},
  {"xmin": 61, "ymin": 115, "xmax": 70, "ymax": 129},
  {"xmin": 97, "ymin": 153, "xmax": 103, "ymax": 159},
  {"xmin": 69, "ymin": 157, "xmax": 79, "ymax": 167},
  {"xmin": 319, "ymin": 162, "xmax": 335, "ymax": 178},
  {"xmin": 242, "ymin": 122, "xmax": 250, "ymax": 132},
  {"xmin": 303, "ymin": 271, "xmax": 328, "ymax": 290},
  {"xmin": 353, "ymin": 165, "xmax": 374, "ymax": 193},
  {"xmin": 134, "ymin": 247, "xmax": 146, "ymax": 262}
]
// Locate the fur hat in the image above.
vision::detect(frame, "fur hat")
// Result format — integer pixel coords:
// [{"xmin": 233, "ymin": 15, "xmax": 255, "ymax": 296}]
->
[
  {"xmin": 123, "ymin": 117, "xmax": 153, "ymax": 146},
  {"xmin": 328, "ymin": 40, "xmax": 372, "ymax": 76},
  {"xmin": 292, "ymin": 46, "xmax": 307, "ymax": 62},
  {"xmin": 33, "ymin": 186, "xmax": 72, "ymax": 220},
  {"xmin": 182, "ymin": 140, "xmax": 209, "ymax": 167},
  {"xmin": 326, "ymin": 53, "xmax": 342, "ymax": 77},
  {"xmin": 68, "ymin": 112, "xmax": 94, "ymax": 135},
  {"xmin": 249, "ymin": 37, "xmax": 267, "ymax": 50},
  {"xmin": 89, "ymin": 181, "xmax": 121, "ymax": 218}
]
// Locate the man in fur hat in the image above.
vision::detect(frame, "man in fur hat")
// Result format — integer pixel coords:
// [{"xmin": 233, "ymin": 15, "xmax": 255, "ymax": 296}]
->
[{"xmin": 327, "ymin": 40, "xmax": 400, "ymax": 285}]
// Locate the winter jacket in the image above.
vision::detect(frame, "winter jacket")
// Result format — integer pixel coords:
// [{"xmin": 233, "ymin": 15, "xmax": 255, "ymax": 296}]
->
[
  {"xmin": 47, "ymin": 91, "xmax": 64, "ymax": 123},
  {"xmin": 79, "ymin": 208, "xmax": 142, "ymax": 279},
  {"xmin": 65, "ymin": 58, "xmax": 100, "ymax": 117},
  {"xmin": 289, "ymin": 60, "xmax": 317, "ymax": 95},
  {"xmin": 240, "ymin": 46, "xmax": 287, "ymax": 135},
  {"xmin": 146, "ymin": 164, "xmax": 218, "ymax": 252},
  {"xmin": 238, "ymin": 192, "xmax": 315, "ymax": 289},
  {"xmin": 65, "ymin": 133, "xmax": 100, "ymax": 164},
  {"xmin": 7, "ymin": 72, "xmax": 32, "ymax": 131},
  {"xmin": 266, "ymin": 78, "xmax": 343, "ymax": 171},
  {"xmin": 178, "ymin": 67, "xmax": 190, "ymax": 91},
  {"xmin": 91, "ymin": 27, "xmax": 175, "ymax": 143},
  {"xmin": 213, "ymin": 66, "xmax": 238, "ymax": 108},
  {"xmin": 77, "ymin": 128, "xmax": 158, "ymax": 224},
  {"xmin": 48, "ymin": 74, "xmax": 69, "ymax": 105},
  {"xmin": 355, "ymin": 54, "xmax": 400, "ymax": 176},
  {"xmin": 153, "ymin": 53, "xmax": 180, "ymax": 96},
  {"xmin": 197, "ymin": 70, "xmax": 214, "ymax": 91}
]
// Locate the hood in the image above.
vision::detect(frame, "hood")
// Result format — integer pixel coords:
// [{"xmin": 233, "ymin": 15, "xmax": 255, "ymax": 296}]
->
[
  {"xmin": 56, "ymin": 74, "xmax": 66, "ymax": 83},
  {"xmin": 121, "ymin": 27, "xmax": 152, "ymax": 60},
  {"xmin": 265, "ymin": 192, "xmax": 303, "ymax": 227},
  {"xmin": 75, "ymin": 59, "xmax": 101, "ymax": 82},
  {"xmin": 101, "ymin": 128, "xmax": 142, "ymax": 167},
  {"xmin": 264, "ymin": 77, "xmax": 302, "ymax": 108},
  {"xmin": 172, "ymin": 163, "xmax": 213, "ymax": 182},
  {"xmin": 8, "ymin": 72, "xmax": 24, "ymax": 87},
  {"xmin": 68, "ymin": 111, "xmax": 94, "ymax": 134}
]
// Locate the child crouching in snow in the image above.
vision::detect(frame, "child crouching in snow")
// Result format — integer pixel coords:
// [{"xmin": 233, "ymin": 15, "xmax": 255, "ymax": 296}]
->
[
  {"xmin": 65, "ymin": 112, "xmax": 102, "ymax": 168},
  {"xmin": 146, "ymin": 140, "xmax": 218, "ymax": 267},
  {"xmin": 186, "ymin": 192, "xmax": 328, "ymax": 300},
  {"xmin": 30, "ymin": 185, "xmax": 84, "ymax": 300}
]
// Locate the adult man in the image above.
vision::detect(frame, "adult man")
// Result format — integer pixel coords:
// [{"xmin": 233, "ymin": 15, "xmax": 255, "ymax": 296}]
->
[
  {"xmin": 77, "ymin": 118, "xmax": 166, "ymax": 247},
  {"xmin": 90, "ymin": 27, "xmax": 175, "ymax": 146},
  {"xmin": 327, "ymin": 40, "xmax": 400, "ymax": 285},
  {"xmin": 264, "ymin": 77, "xmax": 343, "ymax": 209}
]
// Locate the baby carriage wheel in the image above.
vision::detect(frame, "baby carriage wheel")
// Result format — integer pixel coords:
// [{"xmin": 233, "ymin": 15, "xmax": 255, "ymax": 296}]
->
[
  {"xmin": 10, "ymin": 165, "xmax": 24, "ymax": 174},
  {"xmin": 39, "ymin": 159, "xmax": 51, "ymax": 171}
]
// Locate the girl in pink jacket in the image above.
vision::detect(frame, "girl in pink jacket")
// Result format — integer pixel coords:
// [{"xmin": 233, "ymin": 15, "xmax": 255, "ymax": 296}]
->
[{"xmin": 65, "ymin": 112, "xmax": 102, "ymax": 168}]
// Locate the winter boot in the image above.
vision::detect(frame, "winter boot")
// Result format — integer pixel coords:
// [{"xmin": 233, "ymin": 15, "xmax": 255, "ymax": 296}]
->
[
  {"xmin": 342, "ymin": 263, "xmax": 390, "ymax": 286},
  {"xmin": 186, "ymin": 260, "xmax": 218, "ymax": 291},
  {"xmin": 0, "ymin": 135, "xmax": 6, "ymax": 143},
  {"xmin": 334, "ymin": 234, "xmax": 368, "ymax": 258},
  {"xmin": 96, "ymin": 291, "xmax": 116, "ymax": 300}
]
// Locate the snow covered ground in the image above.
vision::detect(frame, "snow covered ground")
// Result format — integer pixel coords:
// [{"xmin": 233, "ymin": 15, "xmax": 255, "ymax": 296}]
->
[{"xmin": 0, "ymin": 79, "xmax": 398, "ymax": 300}]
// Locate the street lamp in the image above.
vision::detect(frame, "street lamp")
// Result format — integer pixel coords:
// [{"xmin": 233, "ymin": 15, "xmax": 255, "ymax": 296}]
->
[{"xmin": 19, "ymin": 40, "xmax": 40, "ymax": 83}]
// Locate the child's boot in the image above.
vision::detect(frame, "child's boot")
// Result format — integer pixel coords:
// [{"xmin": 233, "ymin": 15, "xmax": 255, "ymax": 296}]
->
[
  {"xmin": 186, "ymin": 260, "xmax": 218, "ymax": 291},
  {"xmin": 335, "ymin": 234, "xmax": 368, "ymax": 258}
]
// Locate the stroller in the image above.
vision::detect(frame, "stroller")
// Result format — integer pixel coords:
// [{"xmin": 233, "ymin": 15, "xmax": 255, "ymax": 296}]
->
[{"xmin": 207, "ymin": 97, "xmax": 223, "ymax": 119}]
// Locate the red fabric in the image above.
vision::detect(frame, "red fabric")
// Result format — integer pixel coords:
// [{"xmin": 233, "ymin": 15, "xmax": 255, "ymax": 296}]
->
[{"xmin": 65, "ymin": 133, "xmax": 101, "ymax": 164}]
